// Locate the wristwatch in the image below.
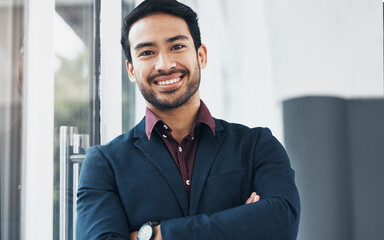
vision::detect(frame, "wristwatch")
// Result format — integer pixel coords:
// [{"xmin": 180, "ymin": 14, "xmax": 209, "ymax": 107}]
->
[{"xmin": 137, "ymin": 221, "xmax": 159, "ymax": 240}]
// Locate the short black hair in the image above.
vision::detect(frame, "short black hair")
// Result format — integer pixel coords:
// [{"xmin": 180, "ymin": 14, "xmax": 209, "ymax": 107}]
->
[{"xmin": 121, "ymin": 0, "xmax": 201, "ymax": 63}]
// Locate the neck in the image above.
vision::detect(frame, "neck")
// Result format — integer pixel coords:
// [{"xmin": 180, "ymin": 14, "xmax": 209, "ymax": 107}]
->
[{"xmin": 148, "ymin": 93, "xmax": 200, "ymax": 143}]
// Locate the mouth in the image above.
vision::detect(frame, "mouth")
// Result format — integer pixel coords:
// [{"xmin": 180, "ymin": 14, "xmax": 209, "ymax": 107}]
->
[
  {"xmin": 155, "ymin": 77, "xmax": 182, "ymax": 86},
  {"xmin": 152, "ymin": 72, "xmax": 185, "ymax": 87}
]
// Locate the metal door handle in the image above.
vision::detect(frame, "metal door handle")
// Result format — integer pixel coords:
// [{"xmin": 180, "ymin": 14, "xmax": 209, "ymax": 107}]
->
[{"xmin": 60, "ymin": 126, "xmax": 89, "ymax": 240}]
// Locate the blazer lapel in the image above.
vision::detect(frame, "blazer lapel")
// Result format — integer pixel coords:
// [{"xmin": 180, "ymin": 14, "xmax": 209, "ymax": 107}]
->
[
  {"xmin": 189, "ymin": 119, "xmax": 226, "ymax": 215},
  {"xmin": 133, "ymin": 119, "xmax": 189, "ymax": 216}
]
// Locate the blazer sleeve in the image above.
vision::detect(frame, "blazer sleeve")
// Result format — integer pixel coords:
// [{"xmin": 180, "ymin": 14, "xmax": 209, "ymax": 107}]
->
[
  {"xmin": 76, "ymin": 146, "xmax": 130, "ymax": 240},
  {"xmin": 160, "ymin": 128, "xmax": 300, "ymax": 240}
]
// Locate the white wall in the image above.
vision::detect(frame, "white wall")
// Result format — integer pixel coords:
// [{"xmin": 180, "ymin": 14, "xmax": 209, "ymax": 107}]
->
[
  {"xmin": 265, "ymin": 0, "xmax": 383, "ymax": 101},
  {"xmin": 198, "ymin": 0, "xmax": 383, "ymax": 142},
  {"xmin": 198, "ymin": 0, "xmax": 280, "ymax": 138}
]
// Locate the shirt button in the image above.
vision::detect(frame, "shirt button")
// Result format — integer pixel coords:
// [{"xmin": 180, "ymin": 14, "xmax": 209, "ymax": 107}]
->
[
  {"xmin": 186, "ymin": 180, "xmax": 190, "ymax": 186},
  {"xmin": 179, "ymin": 146, "xmax": 182, "ymax": 152},
  {"xmin": 163, "ymin": 124, "xmax": 168, "ymax": 130},
  {"xmin": 191, "ymin": 137, "xmax": 195, "ymax": 140},
  {"xmin": 162, "ymin": 134, "xmax": 167, "ymax": 138}
]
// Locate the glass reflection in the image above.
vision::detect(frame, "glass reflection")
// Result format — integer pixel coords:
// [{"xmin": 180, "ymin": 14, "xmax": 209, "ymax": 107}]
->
[
  {"xmin": 54, "ymin": 0, "xmax": 94, "ymax": 239},
  {"xmin": 0, "ymin": 1, "xmax": 25, "ymax": 240},
  {"xmin": 122, "ymin": 0, "xmax": 136, "ymax": 132}
]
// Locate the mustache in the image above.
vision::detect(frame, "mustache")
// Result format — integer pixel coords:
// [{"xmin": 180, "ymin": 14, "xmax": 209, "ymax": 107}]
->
[{"xmin": 148, "ymin": 69, "xmax": 189, "ymax": 83}]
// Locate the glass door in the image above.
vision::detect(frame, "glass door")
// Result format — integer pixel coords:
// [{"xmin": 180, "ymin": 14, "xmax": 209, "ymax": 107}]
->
[
  {"xmin": 1, "ymin": 0, "xmax": 128, "ymax": 239},
  {"xmin": 53, "ymin": 0, "xmax": 97, "ymax": 239},
  {"xmin": 54, "ymin": 0, "xmax": 126, "ymax": 239},
  {"xmin": 0, "ymin": 1, "xmax": 25, "ymax": 239}
]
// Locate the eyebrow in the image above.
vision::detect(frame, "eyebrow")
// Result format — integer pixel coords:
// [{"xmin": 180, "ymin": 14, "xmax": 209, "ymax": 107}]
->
[
  {"xmin": 133, "ymin": 35, "xmax": 190, "ymax": 51},
  {"xmin": 166, "ymin": 35, "xmax": 189, "ymax": 43},
  {"xmin": 134, "ymin": 42, "xmax": 155, "ymax": 51}
]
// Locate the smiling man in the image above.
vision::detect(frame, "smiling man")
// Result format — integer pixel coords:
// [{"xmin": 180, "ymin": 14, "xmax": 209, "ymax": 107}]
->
[{"xmin": 76, "ymin": 0, "xmax": 300, "ymax": 239}]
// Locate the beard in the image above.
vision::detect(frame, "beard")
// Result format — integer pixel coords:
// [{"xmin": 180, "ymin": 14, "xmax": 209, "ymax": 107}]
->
[{"xmin": 137, "ymin": 64, "xmax": 201, "ymax": 111}]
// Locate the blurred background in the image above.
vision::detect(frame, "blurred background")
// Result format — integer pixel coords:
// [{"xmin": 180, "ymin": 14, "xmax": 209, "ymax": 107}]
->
[{"xmin": 1, "ymin": 0, "xmax": 383, "ymax": 239}]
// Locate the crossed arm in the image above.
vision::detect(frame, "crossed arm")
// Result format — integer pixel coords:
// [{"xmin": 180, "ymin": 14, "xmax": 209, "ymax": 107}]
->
[
  {"xmin": 77, "ymin": 128, "xmax": 300, "ymax": 239},
  {"xmin": 129, "ymin": 193, "xmax": 261, "ymax": 240}
]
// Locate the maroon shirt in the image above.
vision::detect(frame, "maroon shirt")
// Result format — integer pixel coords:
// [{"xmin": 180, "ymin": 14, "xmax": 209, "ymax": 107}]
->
[{"xmin": 145, "ymin": 100, "xmax": 215, "ymax": 200}]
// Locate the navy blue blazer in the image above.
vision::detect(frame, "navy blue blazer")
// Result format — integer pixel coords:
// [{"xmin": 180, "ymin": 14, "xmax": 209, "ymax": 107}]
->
[{"xmin": 76, "ymin": 118, "xmax": 300, "ymax": 239}]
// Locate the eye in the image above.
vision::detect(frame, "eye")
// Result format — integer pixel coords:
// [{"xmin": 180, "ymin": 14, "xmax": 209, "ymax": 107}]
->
[
  {"xmin": 171, "ymin": 44, "xmax": 185, "ymax": 50},
  {"xmin": 139, "ymin": 50, "xmax": 154, "ymax": 57}
]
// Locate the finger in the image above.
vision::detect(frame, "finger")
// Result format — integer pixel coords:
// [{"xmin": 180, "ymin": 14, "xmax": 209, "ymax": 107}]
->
[
  {"xmin": 245, "ymin": 192, "xmax": 256, "ymax": 204},
  {"xmin": 154, "ymin": 225, "xmax": 162, "ymax": 240},
  {"xmin": 254, "ymin": 194, "xmax": 261, "ymax": 202},
  {"xmin": 130, "ymin": 231, "xmax": 138, "ymax": 240}
]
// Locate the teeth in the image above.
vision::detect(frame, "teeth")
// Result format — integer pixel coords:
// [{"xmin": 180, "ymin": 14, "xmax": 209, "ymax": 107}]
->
[{"xmin": 157, "ymin": 77, "xmax": 181, "ymax": 85}]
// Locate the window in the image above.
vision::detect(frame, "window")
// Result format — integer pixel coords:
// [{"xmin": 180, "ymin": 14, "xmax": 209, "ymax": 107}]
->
[{"xmin": 0, "ymin": 1, "xmax": 25, "ymax": 239}]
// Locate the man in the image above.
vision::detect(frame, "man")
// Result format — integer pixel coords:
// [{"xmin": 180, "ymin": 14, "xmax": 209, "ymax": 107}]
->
[{"xmin": 76, "ymin": 0, "xmax": 300, "ymax": 239}]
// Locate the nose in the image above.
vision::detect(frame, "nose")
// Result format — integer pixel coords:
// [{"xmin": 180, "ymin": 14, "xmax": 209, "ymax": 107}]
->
[{"xmin": 155, "ymin": 52, "xmax": 176, "ymax": 71}]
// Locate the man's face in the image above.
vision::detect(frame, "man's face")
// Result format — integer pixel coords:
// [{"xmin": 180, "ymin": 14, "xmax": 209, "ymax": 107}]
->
[{"xmin": 126, "ymin": 13, "xmax": 207, "ymax": 110}]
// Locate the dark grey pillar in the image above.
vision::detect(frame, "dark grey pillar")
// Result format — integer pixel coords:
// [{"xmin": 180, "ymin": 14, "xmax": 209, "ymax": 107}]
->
[
  {"xmin": 283, "ymin": 96, "xmax": 353, "ymax": 240},
  {"xmin": 283, "ymin": 96, "xmax": 384, "ymax": 240},
  {"xmin": 347, "ymin": 99, "xmax": 384, "ymax": 239}
]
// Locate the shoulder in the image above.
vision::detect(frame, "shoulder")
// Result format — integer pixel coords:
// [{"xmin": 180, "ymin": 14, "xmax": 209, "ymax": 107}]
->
[
  {"xmin": 214, "ymin": 118, "xmax": 272, "ymax": 138},
  {"xmin": 85, "ymin": 118, "xmax": 145, "ymax": 161},
  {"xmin": 213, "ymin": 118, "xmax": 284, "ymax": 153}
]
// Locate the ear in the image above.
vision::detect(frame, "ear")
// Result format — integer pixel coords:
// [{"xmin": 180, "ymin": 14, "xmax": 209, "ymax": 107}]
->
[
  {"xmin": 197, "ymin": 44, "xmax": 207, "ymax": 69},
  {"xmin": 126, "ymin": 60, "xmax": 136, "ymax": 83}
]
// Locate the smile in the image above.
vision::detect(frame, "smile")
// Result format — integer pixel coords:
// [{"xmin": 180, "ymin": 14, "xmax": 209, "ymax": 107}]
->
[{"xmin": 156, "ymin": 77, "xmax": 181, "ymax": 86}]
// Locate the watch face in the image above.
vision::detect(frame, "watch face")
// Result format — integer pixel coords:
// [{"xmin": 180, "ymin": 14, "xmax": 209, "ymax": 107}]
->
[{"xmin": 137, "ymin": 224, "xmax": 153, "ymax": 240}]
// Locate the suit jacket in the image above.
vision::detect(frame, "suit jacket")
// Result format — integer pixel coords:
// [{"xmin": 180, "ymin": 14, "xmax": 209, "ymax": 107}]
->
[{"xmin": 76, "ymin": 118, "xmax": 300, "ymax": 239}]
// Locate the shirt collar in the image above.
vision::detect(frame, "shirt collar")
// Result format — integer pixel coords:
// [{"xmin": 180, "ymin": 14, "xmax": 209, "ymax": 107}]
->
[{"xmin": 145, "ymin": 100, "xmax": 215, "ymax": 140}]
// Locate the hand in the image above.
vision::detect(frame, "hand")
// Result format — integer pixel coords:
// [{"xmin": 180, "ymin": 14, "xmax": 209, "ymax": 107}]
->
[
  {"xmin": 245, "ymin": 192, "xmax": 261, "ymax": 204},
  {"xmin": 154, "ymin": 225, "xmax": 162, "ymax": 240},
  {"xmin": 129, "ymin": 224, "xmax": 162, "ymax": 240},
  {"xmin": 129, "ymin": 194, "xmax": 259, "ymax": 240},
  {"xmin": 130, "ymin": 231, "xmax": 138, "ymax": 240}
]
